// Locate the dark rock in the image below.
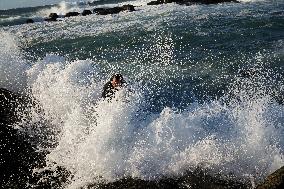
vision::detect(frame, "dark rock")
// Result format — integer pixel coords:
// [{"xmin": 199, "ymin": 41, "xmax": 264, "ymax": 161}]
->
[
  {"xmin": 30, "ymin": 166, "xmax": 70, "ymax": 189},
  {"xmin": 147, "ymin": 0, "xmax": 176, "ymax": 5},
  {"xmin": 44, "ymin": 13, "xmax": 58, "ymax": 22},
  {"xmin": 93, "ymin": 8, "xmax": 108, "ymax": 15},
  {"xmin": 65, "ymin": 12, "xmax": 80, "ymax": 17},
  {"xmin": 93, "ymin": 5, "xmax": 135, "ymax": 15},
  {"xmin": 82, "ymin": 9, "xmax": 92, "ymax": 16},
  {"xmin": 0, "ymin": 88, "xmax": 44, "ymax": 188},
  {"xmin": 49, "ymin": 13, "xmax": 59, "ymax": 20},
  {"xmin": 108, "ymin": 7, "xmax": 124, "ymax": 14},
  {"xmin": 122, "ymin": 4, "xmax": 136, "ymax": 12},
  {"xmin": 256, "ymin": 166, "xmax": 284, "ymax": 189},
  {"xmin": 26, "ymin": 19, "xmax": 34, "ymax": 24},
  {"xmin": 44, "ymin": 18, "xmax": 55, "ymax": 22},
  {"xmin": 147, "ymin": 0, "xmax": 164, "ymax": 5},
  {"xmin": 86, "ymin": 169, "xmax": 251, "ymax": 189},
  {"xmin": 0, "ymin": 88, "xmax": 21, "ymax": 124}
]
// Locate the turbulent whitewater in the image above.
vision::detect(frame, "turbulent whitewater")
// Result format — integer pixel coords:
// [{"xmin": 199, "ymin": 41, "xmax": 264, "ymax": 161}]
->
[{"xmin": 0, "ymin": 0, "xmax": 284, "ymax": 188}]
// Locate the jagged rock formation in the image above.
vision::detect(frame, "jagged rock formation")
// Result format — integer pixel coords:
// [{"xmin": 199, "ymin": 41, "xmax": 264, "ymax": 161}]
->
[
  {"xmin": 0, "ymin": 88, "xmax": 43, "ymax": 188},
  {"xmin": 256, "ymin": 166, "xmax": 284, "ymax": 189}
]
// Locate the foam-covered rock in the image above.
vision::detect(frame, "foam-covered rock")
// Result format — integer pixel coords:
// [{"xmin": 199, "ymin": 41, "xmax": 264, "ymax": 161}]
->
[
  {"xmin": 85, "ymin": 169, "xmax": 251, "ymax": 189},
  {"xmin": 256, "ymin": 166, "xmax": 284, "ymax": 189},
  {"xmin": 82, "ymin": 10, "xmax": 92, "ymax": 16},
  {"xmin": 122, "ymin": 4, "xmax": 136, "ymax": 12},
  {"xmin": 93, "ymin": 5, "xmax": 135, "ymax": 15},
  {"xmin": 26, "ymin": 18, "xmax": 34, "ymax": 24},
  {"xmin": 0, "ymin": 88, "xmax": 44, "ymax": 188},
  {"xmin": 44, "ymin": 13, "xmax": 58, "ymax": 21}
]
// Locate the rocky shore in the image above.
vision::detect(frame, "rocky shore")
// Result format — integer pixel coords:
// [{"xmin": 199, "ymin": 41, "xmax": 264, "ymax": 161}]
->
[
  {"xmin": 256, "ymin": 166, "xmax": 284, "ymax": 189},
  {"xmin": 0, "ymin": 88, "xmax": 44, "ymax": 188},
  {"xmin": 26, "ymin": 0, "xmax": 239, "ymax": 24}
]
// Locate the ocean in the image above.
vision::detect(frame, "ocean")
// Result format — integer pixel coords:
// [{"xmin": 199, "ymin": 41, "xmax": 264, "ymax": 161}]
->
[{"xmin": 0, "ymin": 0, "xmax": 284, "ymax": 188}]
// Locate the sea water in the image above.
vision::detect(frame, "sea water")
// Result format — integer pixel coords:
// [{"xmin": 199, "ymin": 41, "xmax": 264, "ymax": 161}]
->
[{"xmin": 0, "ymin": 0, "xmax": 284, "ymax": 188}]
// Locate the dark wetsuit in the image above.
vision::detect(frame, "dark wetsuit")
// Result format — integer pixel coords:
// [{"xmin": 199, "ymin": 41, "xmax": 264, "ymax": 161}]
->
[{"xmin": 102, "ymin": 81, "xmax": 118, "ymax": 99}]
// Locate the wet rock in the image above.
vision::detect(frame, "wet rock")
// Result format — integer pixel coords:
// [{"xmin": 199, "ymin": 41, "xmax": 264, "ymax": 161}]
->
[
  {"xmin": 44, "ymin": 13, "xmax": 58, "ymax": 21},
  {"xmin": 93, "ymin": 5, "xmax": 135, "ymax": 15},
  {"xmin": 82, "ymin": 9, "xmax": 92, "ymax": 16},
  {"xmin": 147, "ymin": 0, "xmax": 164, "ymax": 5},
  {"xmin": 86, "ymin": 169, "xmax": 251, "ymax": 189},
  {"xmin": 0, "ymin": 88, "xmax": 44, "ymax": 188},
  {"xmin": 65, "ymin": 12, "xmax": 80, "ymax": 17},
  {"xmin": 108, "ymin": 7, "xmax": 124, "ymax": 14},
  {"xmin": 93, "ymin": 8, "xmax": 108, "ymax": 15},
  {"xmin": 256, "ymin": 166, "xmax": 284, "ymax": 189},
  {"xmin": 30, "ymin": 166, "xmax": 70, "ymax": 189},
  {"xmin": 0, "ymin": 88, "xmax": 21, "ymax": 124},
  {"xmin": 122, "ymin": 4, "xmax": 136, "ymax": 12},
  {"xmin": 147, "ymin": 0, "xmax": 180, "ymax": 5},
  {"xmin": 26, "ymin": 19, "xmax": 34, "ymax": 24},
  {"xmin": 49, "ymin": 13, "xmax": 59, "ymax": 20}
]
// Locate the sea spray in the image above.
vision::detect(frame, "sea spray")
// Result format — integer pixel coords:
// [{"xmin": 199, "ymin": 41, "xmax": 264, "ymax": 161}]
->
[
  {"xmin": 17, "ymin": 53, "xmax": 284, "ymax": 188},
  {"xmin": 0, "ymin": 0, "xmax": 283, "ymax": 188},
  {"xmin": 36, "ymin": 1, "xmax": 82, "ymax": 17},
  {"xmin": 0, "ymin": 31, "xmax": 29, "ymax": 93}
]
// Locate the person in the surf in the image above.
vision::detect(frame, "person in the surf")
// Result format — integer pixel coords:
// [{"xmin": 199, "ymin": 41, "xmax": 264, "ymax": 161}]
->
[{"xmin": 102, "ymin": 73, "xmax": 125, "ymax": 99}]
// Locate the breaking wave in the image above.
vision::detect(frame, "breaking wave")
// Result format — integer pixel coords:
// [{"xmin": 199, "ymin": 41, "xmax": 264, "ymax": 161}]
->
[{"xmin": 2, "ymin": 34, "xmax": 282, "ymax": 188}]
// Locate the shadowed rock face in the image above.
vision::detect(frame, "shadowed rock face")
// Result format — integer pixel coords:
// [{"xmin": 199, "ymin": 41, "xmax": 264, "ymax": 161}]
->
[
  {"xmin": 147, "ymin": 0, "xmax": 165, "ymax": 5},
  {"xmin": 256, "ymin": 166, "xmax": 284, "ymax": 189},
  {"xmin": 26, "ymin": 18, "xmax": 34, "ymax": 24},
  {"xmin": 27, "ymin": 165, "xmax": 252, "ymax": 189},
  {"xmin": 0, "ymin": 88, "xmax": 44, "ymax": 188},
  {"xmin": 49, "ymin": 13, "xmax": 59, "ymax": 20},
  {"xmin": 93, "ymin": 8, "xmax": 108, "ymax": 15},
  {"xmin": 122, "ymin": 5, "xmax": 135, "ymax": 12},
  {"xmin": 44, "ymin": 13, "xmax": 58, "ymax": 21},
  {"xmin": 93, "ymin": 5, "xmax": 136, "ymax": 15},
  {"xmin": 84, "ymin": 169, "xmax": 251, "ymax": 189},
  {"xmin": 82, "ymin": 10, "xmax": 92, "ymax": 16},
  {"xmin": 0, "ymin": 88, "xmax": 22, "ymax": 124},
  {"xmin": 93, "ymin": 7, "xmax": 123, "ymax": 15},
  {"xmin": 65, "ymin": 12, "xmax": 80, "ymax": 17}
]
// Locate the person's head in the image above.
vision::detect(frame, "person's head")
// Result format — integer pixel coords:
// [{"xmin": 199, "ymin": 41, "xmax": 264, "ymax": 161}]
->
[{"xmin": 110, "ymin": 73, "xmax": 124, "ymax": 87}]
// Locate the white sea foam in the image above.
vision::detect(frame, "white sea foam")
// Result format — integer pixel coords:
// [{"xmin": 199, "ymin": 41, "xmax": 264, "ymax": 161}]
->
[
  {"xmin": 1, "ymin": 1, "xmax": 283, "ymax": 188},
  {"xmin": 3, "ymin": 2, "xmax": 186, "ymax": 45},
  {"xmin": 0, "ymin": 31, "xmax": 29, "ymax": 93},
  {"xmin": 1, "ymin": 31, "xmax": 282, "ymax": 188},
  {"xmin": 239, "ymin": 0, "xmax": 267, "ymax": 2},
  {"xmin": 16, "ymin": 52, "xmax": 283, "ymax": 189},
  {"xmin": 36, "ymin": 1, "xmax": 84, "ymax": 17},
  {"xmin": 0, "ymin": 16, "xmax": 22, "ymax": 22}
]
